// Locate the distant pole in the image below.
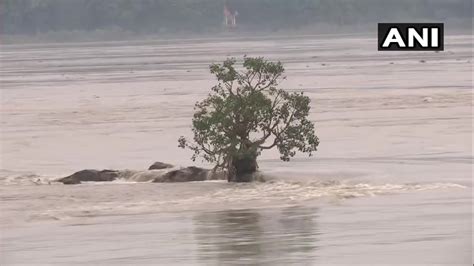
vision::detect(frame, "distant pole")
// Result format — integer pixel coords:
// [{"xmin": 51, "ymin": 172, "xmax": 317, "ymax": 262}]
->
[{"xmin": 223, "ymin": 2, "xmax": 237, "ymax": 28}]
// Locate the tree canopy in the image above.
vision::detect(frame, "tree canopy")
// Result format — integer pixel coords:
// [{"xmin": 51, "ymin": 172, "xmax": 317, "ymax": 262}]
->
[{"xmin": 179, "ymin": 57, "xmax": 319, "ymax": 182}]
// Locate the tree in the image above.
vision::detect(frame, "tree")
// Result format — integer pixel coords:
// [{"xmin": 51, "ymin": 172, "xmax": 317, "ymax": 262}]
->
[{"xmin": 179, "ymin": 57, "xmax": 319, "ymax": 182}]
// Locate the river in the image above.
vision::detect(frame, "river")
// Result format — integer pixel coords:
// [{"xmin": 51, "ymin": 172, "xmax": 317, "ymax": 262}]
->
[{"xmin": 0, "ymin": 34, "xmax": 472, "ymax": 264}]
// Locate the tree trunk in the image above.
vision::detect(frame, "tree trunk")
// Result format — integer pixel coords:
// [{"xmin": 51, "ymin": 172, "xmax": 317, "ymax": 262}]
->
[{"xmin": 228, "ymin": 155, "xmax": 258, "ymax": 182}]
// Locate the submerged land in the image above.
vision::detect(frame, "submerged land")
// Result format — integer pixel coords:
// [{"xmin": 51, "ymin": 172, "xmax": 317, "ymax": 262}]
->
[{"xmin": 0, "ymin": 34, "xmax": 472, "ymax": 264}]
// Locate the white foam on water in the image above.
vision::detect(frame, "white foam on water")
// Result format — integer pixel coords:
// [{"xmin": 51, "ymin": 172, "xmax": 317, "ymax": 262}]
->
[
  {"xmin": 0, "ymin": 169, "xmax": 52, "ymax": 186},
  {"xmin": 18, "ymin": 176, "xmax": 465, "ymax": 222},
  {"xmin": 202, "ymin": 180, "xmax": 466, "ymax": 202}
]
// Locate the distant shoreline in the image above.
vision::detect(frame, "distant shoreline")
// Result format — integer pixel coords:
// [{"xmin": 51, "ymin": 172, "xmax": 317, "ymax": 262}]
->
[{"xmin": 1, "ymin": 21, "xmax": 470, "ymax": 45}]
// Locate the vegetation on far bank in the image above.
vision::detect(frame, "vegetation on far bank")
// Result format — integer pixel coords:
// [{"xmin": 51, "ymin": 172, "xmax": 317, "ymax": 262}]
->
[{"xmin": 1, "ymin": 0, "xmax": 471, "ymax": 43}]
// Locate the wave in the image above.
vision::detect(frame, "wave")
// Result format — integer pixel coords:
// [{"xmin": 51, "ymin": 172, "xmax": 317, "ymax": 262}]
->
[
  {"xmin": 0, "ymin": 168, "xmax": 177, "ymax": 185},
  {"xmin": 11, "ymin": 171, "xmax": 465, "ymax": 222},
  {"xmin": 0, "ymin": 169, "xmax": 466, "ymax": 195},
  {"xmin": 205, "ymin": 180, "xmax": 466, "ymax": 202},
  {"xmin": 0, "ymin": 169, "xmax": 45, "ymax": 186},
  {"xmin": 26, "ymin": 179, "xmax": 465, "ymax": 222}
]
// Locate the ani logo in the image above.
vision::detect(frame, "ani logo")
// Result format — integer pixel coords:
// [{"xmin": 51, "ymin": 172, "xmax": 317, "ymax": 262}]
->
[{"xmin": 378, "ymin": 23, "xmax": 444, "ymax": 51}]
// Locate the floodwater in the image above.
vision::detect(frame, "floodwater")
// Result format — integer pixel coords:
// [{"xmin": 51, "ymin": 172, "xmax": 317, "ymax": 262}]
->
[{"xmin": 0, "ymin": 34, "xmax": 472, "ymax": 265}]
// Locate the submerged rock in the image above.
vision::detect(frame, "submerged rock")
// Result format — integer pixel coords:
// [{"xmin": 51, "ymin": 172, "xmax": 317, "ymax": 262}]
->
[
  {"xmin": 153, "ymin": 166, "xmax": 209, "ymax": 182},
  {"xmin": 125, "ymin": 168, "xmax": 227, "ymax": 183},
  {"xmin": 57, "ymin": 169, "xmax": 119, "ymax": 185},
  {"xmin": 57, "ymin": 164, "xmax": 228, "ymax": 185},
  {"xmin": 127, "ymin": 170, "xmax": 167, "ymax": 182},
  {"xmin": 422, "ymin": 96, "xmax": 433, "ymax": 103},
  {"xmin": 208, "ymin": 170, "xmax": 227, "ymax": 181},
  {"xmin": 148, "ymin": 161, "xmax": 174, "ymax": 170}
]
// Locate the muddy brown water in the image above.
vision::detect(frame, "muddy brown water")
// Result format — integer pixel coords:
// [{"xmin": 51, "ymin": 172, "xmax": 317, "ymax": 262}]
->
[{"xmin": 0, "ymin": 34, "xmax": 472, "ymax": 264}]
